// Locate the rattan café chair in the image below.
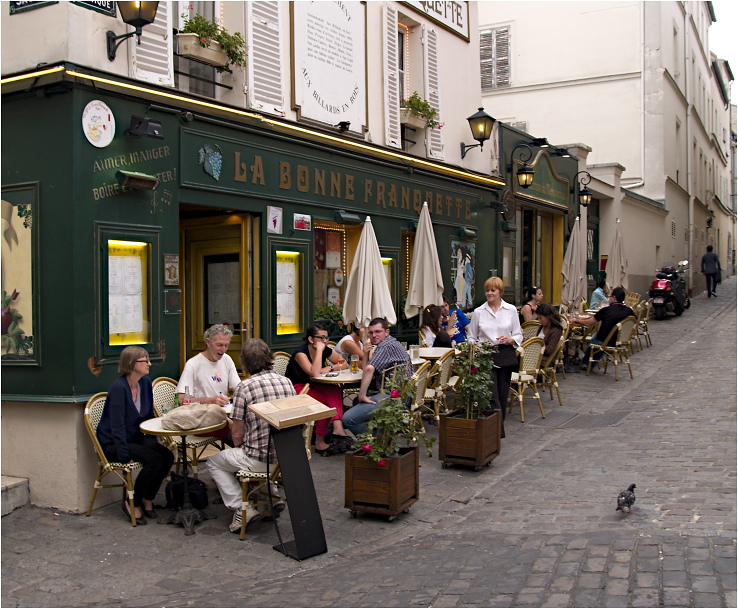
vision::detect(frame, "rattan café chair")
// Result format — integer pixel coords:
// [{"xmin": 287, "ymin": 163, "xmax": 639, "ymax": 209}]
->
[
  {"xmin": 521, "ymin": 320, "xmax": 542, "ymax": 339},
  {"xmin": 584, "ymin": 316, "xmax": 637, "ymax": 381},
  {"xmin": 272, "ymin": 351, "xmax": 291, "ymax": 377},
  {"xmin": 508, "ymin": 337, "xmax": 546, "ymax": 423},
  {"xmin": 84, "ymin": 392, "xmax": 143, "ymax": 527}
]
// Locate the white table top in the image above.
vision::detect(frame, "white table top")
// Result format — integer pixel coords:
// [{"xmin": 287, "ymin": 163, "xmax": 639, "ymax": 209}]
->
[
  {"xmin": 417, "ymin": 347, "xmax": 455, "ymax": 359},
  {"xmin": 139, "ymin": 417, "xmax": 227, "ymax": 437},
  {"xmin": 310, "ymin": 369, "xmax": 364, "ymax": 385}
]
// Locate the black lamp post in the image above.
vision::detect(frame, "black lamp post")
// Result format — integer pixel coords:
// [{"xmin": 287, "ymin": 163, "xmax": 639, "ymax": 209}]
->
[
  {"xmin": 107, "ymin": 1, "xmax": 160, "ymax": 61},
  {"xmin": 572, "ymin": 170, "xmax": 593, "ymax": 207},
  {"xmin": 508, "ymin": 144, "xmax": 535, "ymax": 189},
  {"xmin": 460, "ymin": 108, "xmax": 496, "ymax": 159}
]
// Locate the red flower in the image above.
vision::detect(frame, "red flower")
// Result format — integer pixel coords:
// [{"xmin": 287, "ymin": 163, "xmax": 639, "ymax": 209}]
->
[
  {"xmin": 200, "ymin": 36, "xmax": 207, "ymax": 45},
  {"xmin": 390, "ymin": 390, "xmax": 401, "ymax": 398},
  {"xmin": 377, "ymin": 459, "xmax": 386, "ymax": 468},
  {"xmin": 361, "ymin": 444, "xmax": 372, "ymax": 453},
  {"xmin": 470, "ymin": 366, "xmax": 478, "ymax": 374}
]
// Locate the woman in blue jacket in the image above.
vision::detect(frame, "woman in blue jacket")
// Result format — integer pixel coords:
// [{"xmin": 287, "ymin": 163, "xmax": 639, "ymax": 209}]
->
[{"xmin": 97, "ymin": 346, "xmax": 174, "ymax": 525}]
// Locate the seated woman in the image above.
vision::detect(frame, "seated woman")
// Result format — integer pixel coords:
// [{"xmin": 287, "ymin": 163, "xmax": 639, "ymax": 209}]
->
[
  {"xmin": 334, "ymin": 324, "xmax": 364, "ymax": 365},
  {"xmin": 536, "ymin": 303, "xmax": 564, "ymax": 359},
  {"xmin": 590, "ymin": 280, "xmax": 609, "ymax": 309},
  {"xmin": 419, "ymin": 305, "xmax": 453, "ymax": 348},
  {"xmin": 96, "ymin": 346, "xmax": 175, "ymax": 526},
  {"xmin": 520, "ymin": 286, "xmax": 543, "ymax": 322},
  {"xmin": 285, "ymin": 325, "xmax": 351, "ymax": 456}
]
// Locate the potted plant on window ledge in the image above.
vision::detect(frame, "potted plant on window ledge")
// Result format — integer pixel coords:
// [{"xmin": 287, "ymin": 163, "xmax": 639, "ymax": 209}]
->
[
  {"xmin": 345, "ymin": 367, "xmax": 434, "ymax": 521},
  {"xmin": 400, "ymin": 91, "xmax": 440, "ymax": 130},
  {"xmin": 177, "ymin": 13, "xmax": 247, "ymax": 72},
  {"xmin": 438, "ymin": 341, "xmax": 502, "ymax": 471}
]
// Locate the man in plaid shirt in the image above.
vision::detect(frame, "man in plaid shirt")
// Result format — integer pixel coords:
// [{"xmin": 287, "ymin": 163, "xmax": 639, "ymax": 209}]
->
[
  {"xmin": 207, "ymin": 338, "xmax": 295, "ymax": 533},
  {"xmin": 342, "ymin": 317, "xmax": 411, "ymax": 436}
]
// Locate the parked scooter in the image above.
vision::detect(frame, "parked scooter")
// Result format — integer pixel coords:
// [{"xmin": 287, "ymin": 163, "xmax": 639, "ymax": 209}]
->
[{"xmin": 648, "ymin": 260, "xmax": 691, "ymax": 319}]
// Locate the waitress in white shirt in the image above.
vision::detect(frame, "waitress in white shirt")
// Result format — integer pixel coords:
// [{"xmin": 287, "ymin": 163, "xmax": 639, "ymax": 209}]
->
[{"xmin": 468, "ymin": 276, "xmax": 523, "ymax": 436}]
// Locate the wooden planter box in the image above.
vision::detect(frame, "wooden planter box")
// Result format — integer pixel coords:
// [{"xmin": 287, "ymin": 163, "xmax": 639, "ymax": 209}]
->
[
  {"xmin": 176, "ymin": 33, "xmax": 229, "ymax": 68},
  {"xmin": 400, "ymin": 108, "xmax": 427, "ymax": 130},
  {"xmin": 345, "ymin": 446, "xmax": 419, "ymax": 521},
  {"xmin": 438, "ymin": 409, "xmax": 501, "ymax": 471}
]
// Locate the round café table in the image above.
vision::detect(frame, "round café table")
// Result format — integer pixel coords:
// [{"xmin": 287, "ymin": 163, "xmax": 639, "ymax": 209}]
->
[{"xmin": 139, "ymin": 417, "xmax": 227, "ymax": 535}]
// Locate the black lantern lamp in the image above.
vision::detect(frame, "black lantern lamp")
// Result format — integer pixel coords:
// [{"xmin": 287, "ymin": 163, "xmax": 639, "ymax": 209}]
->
[
  {"xmin": 572, "ymin": 170, "xmax": 593, "ymax": 207},
  {"xmin": 531, "ymin": 137, "xmax": 550, "ymax": 148},
  {"xmin": 508, "ymin": 143, "xmax": 535, "ymax": 189},
  {"xmin": 460, "ymin": 107, "xmax": 496, "ymax": 159},
  {"xmin": 107, "ymin": 1, "xmax": 160, "ymax": 61}
]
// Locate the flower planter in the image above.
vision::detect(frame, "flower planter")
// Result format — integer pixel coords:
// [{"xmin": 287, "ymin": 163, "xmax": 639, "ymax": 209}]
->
[
  {"xmin": 438, "ymin": 409, "xmax": 501, "ymax": 471},
  {"xmin": 399, "ymin": 108, "xmax": 427, "ymax": 130},
  {"xmin": 345, "ymin": 446, "xmax": 419, "ymax": 521},
  {"xmin": 176, "ymin": 33, "xmax": 229, "ymax": 68}
]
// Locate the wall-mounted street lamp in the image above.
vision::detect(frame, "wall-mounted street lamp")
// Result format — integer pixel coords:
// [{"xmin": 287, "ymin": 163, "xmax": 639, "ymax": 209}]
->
[
  {"xmin": 553, "ymin": 148, "xmax": 572, "ymax": 158},
  {"xmin": 531, "ymin": 137, "xmax": 550, "ymax": 148},
  {"xmin": 508, "ymin": 144, "xmax": 535, "ymax": 189},
  {"xmin": 572, "ymin": 170, "xmax": 593, "ymax": 207},
  {"xmin": 460, "ymin": 108, "xmax": 496, "ymax": 159},
  {"xmin": 107, "ymin": 1, "xmax": 160, "ymax": 61}
]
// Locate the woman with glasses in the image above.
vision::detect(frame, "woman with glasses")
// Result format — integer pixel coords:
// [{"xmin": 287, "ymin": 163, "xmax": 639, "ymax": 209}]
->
[
  {"xmin": 520, "ymin": 286, "xmax": 543, "ymax": 322},
  {"xmin": 285, "ymin": 325, "xmax": 351, "ymax": 455},
  {"xmin": 96, "ymin": 346, "xmax": 174, "ymax": 526}
]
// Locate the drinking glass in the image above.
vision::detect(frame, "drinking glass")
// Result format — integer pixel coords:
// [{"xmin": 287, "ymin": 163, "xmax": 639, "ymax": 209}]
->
[{"xmin": 350, "ymin": 354, "xmax": 359, "ymax": 373}]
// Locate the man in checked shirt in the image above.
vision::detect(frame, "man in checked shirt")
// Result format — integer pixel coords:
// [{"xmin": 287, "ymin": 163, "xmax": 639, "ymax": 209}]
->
[
  {"xmin": 207, "ymin": 338, "xmax": 295, "ymax": 534},
  {"xmin": 342, "ymin": 317, "xmax": 412, "ymax": 436}
]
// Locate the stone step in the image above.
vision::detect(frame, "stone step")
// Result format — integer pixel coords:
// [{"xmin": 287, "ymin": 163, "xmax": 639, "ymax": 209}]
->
[{"xmin": 1, "ymin": 475, "xmax": 30, "ymax": 516}]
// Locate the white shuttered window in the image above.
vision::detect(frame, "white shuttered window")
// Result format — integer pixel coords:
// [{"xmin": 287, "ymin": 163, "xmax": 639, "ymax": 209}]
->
[
  {"xmin": 480, "ymin": 26, "xmax": 510, "ymax": 91},
  {"xmin": 130, "ymin": 1, "xmax": 174, "ymax": 87},
  {"xmin": 383, "ymin": 3, "xmax": 401, "ymax": 149},
  {"xmin": 423, "ymin": 26, "xmax": 443, "ymax": 160},
  {"xmin": 246, "ymin": 1, "xmax": 284, "ymax": 114}
]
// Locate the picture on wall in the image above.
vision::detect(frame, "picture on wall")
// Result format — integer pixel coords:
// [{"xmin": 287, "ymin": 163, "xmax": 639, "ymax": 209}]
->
[{"xmin": 450, "ymin": 239, "xmax": 476, "ymax": 311}]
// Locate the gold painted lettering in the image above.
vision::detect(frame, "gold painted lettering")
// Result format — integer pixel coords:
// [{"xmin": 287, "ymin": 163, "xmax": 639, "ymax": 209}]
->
[
  {"xmin": 413, "ymin": 190, "xmax": 422, "ymax": 211},
  {"xmin": 330, "ymin": 172, "xmax": 341, "ymax": 198},
  {"xmin": 446, "ymin": 196, "xmax": 453, "ymax": 216},
  {"xmin": 436, "ymin": 193, "xmax": 443, "ymax": 215},
  {"xmin": 297, "ymin": 165, "xmax": 309, "ymax": 192},
  {"xmin": 401, "ymin": 187, "xmax": 411, "ymax": 210},
  {"xmin": 376, "ymin": 181, "xmax": 386, "ymax": 208},
  {"xmin": 251, "ymin": 156, "xmax": 265, "ymax": 185},
  {"xmin": 388, "ymin": 184, "xmax": 398, "ymax": 208},
  {"xmin": 364, "ymin": 179, "xmax": 373, "ymax": 203},
  {"xmin": 465, "ymin": 200, "xmax": 472, "ymax": 220},
  {"xmin": 345, "ymin": 174, "xmax": 354, "ymax": 200},
  {"xmin": 456, "ymin": 198, "xmax": 463, "ymax": 218},
  {"xmin": 279, "ymin": 161, "xmax": 291, "ymax": 190},
  {"xmin": 425, "ymin": 192, "xmax": 434, "ymax": 212},
  {"xmin": 234, "ymin": 152, "xmax": 247, "ymax": 183},
  {"xmin": 314, "ymin": 168, "xmax": 326, "ymax": 195}
]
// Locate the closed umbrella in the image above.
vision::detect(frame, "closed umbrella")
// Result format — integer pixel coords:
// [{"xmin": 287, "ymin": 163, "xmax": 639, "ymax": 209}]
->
[
  {"xmin": 404, "ymin": 201, "xmax": 444, "ymax": 318},
  {"xmin": 342, "ymin": 216, "xmax": 397, "ymax": 327},
  {"xmin": 605, "ymin": 218, "xmax": 628, "ymax": 291},
  {"xmin": 561, "ymin": 216, "xmax": 587, "ymax": 309}
]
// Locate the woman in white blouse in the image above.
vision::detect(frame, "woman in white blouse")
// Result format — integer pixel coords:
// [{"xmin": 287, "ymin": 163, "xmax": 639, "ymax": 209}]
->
[{"xmin": 468, "ymin": 276, "xmax": 523, "ymax": 435}]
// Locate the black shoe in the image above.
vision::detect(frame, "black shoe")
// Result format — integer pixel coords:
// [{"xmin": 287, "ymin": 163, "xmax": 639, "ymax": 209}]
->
[
  {"xmin": 315, "ymin": 447, "xmax": 334, "ymax": 457},
  {"xmin": 712, "ymin": 292, "xmax": 718, "ymax": 297},
  {"xmin": 142, "ymin": 507, "xmax": 158, "ymax": 519},
  {"xmin": 121, "ymin": 501, "xmax": 147, "ymax": 526}
]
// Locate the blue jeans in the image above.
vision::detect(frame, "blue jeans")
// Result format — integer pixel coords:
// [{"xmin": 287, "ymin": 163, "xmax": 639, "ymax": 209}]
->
[
  {"xmin": 705, "ymin": 273, "xmax": 718, "ymax": 296},
  {"xmin": 583, "ymin": 336, "xmax": 605, "ymax": 363},
  {"xmin": 342, "ymin": 392, "xmax": 388, "ymax": 436}
]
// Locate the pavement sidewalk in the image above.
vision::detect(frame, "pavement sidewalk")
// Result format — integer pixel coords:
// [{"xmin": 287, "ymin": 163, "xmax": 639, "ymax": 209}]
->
[{"xmin": 2, "ymin": 278, "xmax": 736, "ymax": 608}]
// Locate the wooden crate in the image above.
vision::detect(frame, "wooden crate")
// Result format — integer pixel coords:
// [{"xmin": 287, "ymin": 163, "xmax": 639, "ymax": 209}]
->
[
  {"xmin": 344, "ymin": 446, "xmax": 419, "ymax": 520},
  {"xmin": 438, "ymin": 409, "xmax": 501, "ymax": 471}
]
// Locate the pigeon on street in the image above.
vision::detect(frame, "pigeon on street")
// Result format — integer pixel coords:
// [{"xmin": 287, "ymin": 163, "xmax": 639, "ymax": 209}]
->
[{"xmin": 616, "ymin": 483, "xmax": 636, "ymax": 513}]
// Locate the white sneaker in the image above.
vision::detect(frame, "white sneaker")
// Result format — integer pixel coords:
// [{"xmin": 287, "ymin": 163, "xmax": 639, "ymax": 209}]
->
[
  {"xmin": 258, "ymin": 499, "xmax": 286, "ymax": 521},
  {"xmin": 229, "ymin": 507, "xmax": 261, "ymax": 534}
]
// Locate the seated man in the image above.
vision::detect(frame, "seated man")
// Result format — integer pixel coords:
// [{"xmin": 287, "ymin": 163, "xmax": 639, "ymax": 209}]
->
[
  {"xmin": 440, "ymin": 295, "xmax": 470, "ymax": 344},
  {"xmin": 342, "ymin": 318, "xmax": 412, "ymax": 436},
  {"xmin": 176, "ymin": 324, "xmax": 242, "ymax": 444},
  {"xmin": 571, "ymin": 286, "xmax": 634, "ymax": 368},
  {"xmin": 207, "ymin": 339, "xmax": 296, "ymax": 534}
]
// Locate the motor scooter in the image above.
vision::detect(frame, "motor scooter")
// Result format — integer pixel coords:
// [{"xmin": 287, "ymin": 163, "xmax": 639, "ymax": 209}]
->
[{"xmin": 648, "ymin": 260, "xmax": 691, "ymax": 319}]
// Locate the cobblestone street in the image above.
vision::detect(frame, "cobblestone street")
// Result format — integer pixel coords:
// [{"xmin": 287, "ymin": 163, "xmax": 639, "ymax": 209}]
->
[{"xmin": 2, "ymin": 280, "xmax": 735, "ymax": 608}]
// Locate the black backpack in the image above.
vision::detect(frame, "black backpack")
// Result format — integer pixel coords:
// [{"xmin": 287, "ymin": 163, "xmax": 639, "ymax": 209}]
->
[{"xmin": 165, "ymin": 472, "xmax": 208, "ymax": 510}]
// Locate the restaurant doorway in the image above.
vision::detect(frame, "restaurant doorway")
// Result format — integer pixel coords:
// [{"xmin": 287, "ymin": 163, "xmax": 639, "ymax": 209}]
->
[{"xmin": 180, "ymin": 213, "xmax": 259, "ymax": 370}]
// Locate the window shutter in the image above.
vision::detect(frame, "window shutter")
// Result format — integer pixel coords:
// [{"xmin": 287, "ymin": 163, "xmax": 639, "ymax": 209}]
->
[
  {"xmin": 130, "ymin": 1, "xmax": 173, "ymax": 86},
  {"xmin": 480, "ymin": 26, "xmax": 510, "ymax": 91},
  {"xmin": 247, "ymin": 1, "xmax": 284, "ymax": 114},
  {"xmin": 423, "ymin": 25, "xmax": 443, "ymax": 160},
  {"xmin": 383, "ymin": 3, "xmax": 401, "ymax": 149},
  {"xmin": 480, "ymin": 30, "xmax": 493, "ymax": 91}
]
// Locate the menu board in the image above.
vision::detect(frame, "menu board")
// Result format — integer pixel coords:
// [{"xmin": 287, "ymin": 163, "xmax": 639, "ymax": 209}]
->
[{"xmin": 108, "ymin": 240, "xmax": 150, "ymax": 345}]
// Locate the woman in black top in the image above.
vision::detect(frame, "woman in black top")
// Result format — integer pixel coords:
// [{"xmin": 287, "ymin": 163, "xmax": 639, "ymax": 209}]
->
[
  {"xmin": 285, "ymin": 325, "xmax": 351, "ymax": 455},
  {"xmin": 419, "ymin": 305, "xmax": 453, "ymax": 347}
]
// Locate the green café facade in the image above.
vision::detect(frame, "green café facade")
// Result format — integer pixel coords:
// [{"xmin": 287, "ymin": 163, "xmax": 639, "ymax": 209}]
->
[{"xmin": 1, "ymin": 65, "xmax": 506, "ymax": 512}]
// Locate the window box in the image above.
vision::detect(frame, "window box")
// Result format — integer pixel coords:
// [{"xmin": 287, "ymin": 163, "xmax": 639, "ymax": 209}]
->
[
  {"xmin": 176, "ymin": 33, "xmax": 229, "ymax": 68},
  {"xmin": 399, "ymin": 108, "xmax": 427, "ymax": 130}
]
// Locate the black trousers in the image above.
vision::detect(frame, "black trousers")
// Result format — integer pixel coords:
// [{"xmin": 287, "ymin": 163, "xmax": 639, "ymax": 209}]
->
[
  {"xmin": 103, "ymin": 434, "xmax": 174, "ymax": 505},
  {"xmin": 489, "ymin": 364, "xmax": 515, "ymax": 438}
]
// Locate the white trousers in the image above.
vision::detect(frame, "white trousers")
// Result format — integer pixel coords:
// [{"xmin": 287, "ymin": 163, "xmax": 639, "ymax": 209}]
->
[{"xmin": 206, "ymin": 448, "xmax": 272, "ymax": 511}]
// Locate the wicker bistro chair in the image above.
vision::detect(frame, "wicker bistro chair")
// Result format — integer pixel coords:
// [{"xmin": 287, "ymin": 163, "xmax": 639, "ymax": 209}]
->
[
  {"xmin": 556, "ymin": 318, "xmax": 571, "ymax": 379},
  {"xmin": 233, "ymin": 384, "xmax": 313, "ymax": 540},
  {"xmin": 423, "ymin": 349, "xmax": 456, "ymax": 421},
  {"xmin": 637, "ymin": 298, "xmax": 653, "ymax": 348},
  {"xmin": 508, "ymin": 337, "xmax": 546, "ymax": 423},
  {"xmin": 84, "ymin": 392, "xmax": 143, "ymax": 526},
  {"xmin": 540, "ymin": 336, "xmax": 565, "ymax": 406},
  {"xmin": 584, "ymin": 316, "xmax": 637, "ymax": 381},
  {"xmin": 628, "ymin": 302, "xmax": 644, "ymax": 354},
  {"xmin": 521, "ymin": 320, "xmax": 542, "ymax": 339},
  {"xmin": 418, "ymin": 330, "xmax": 429, "ymax": 348},
  {"xmin": 272, "ymin": 352, "xmax": 291, "ymax": 377},
  {"xmin": 409, "ymin": 361, "xmax": 432, "ymax": 439},
  {"xmin": 151, "ymin": 377, "xmax": 220, "ymax": 479}
]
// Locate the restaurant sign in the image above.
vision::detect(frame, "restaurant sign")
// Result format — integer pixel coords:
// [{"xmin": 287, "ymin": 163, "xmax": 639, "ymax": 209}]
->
[
  {"xmin": 513, "ymin": 151, "xmax": 569, "ymax": 211},
  {"xmin": 9, "ymin": 1, "xmax": 57, "ymax": 14},
  {"xmin": 71, "ymin": 1, "xmax": 116, "ymax": 17},
  {"xmin": 401, "ymin": 1, "xmax": 469, "ymax": 41}
]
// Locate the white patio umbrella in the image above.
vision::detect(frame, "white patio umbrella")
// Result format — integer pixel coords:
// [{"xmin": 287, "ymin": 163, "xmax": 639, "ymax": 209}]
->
[
  {"xmin": 561, "ymin": 216, "xmax": 588, "ymax": 309},
  {"xmin": 404, "ymin": 202, "xmax": 444, "ymax": 318},
  {"xmin": 605, "ymin": 218, "xmax": 628, "ymax": 291},
  {"xmin": 342, "ymin": 216, "xmax": 397, "ymax": 328}
]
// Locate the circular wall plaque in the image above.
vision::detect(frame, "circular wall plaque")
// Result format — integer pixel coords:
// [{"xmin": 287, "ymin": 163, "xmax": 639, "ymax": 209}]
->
[
  {"xmin": 82, "ymin": 100, "xmax": 115, "ymax": 148},
  {"xmin": 502, "ymin": 190, "xmax": 516, "ymax": 221},
  {"xmin": 334, "ymin": 269, "xmax": 344, "ymax": 286}
]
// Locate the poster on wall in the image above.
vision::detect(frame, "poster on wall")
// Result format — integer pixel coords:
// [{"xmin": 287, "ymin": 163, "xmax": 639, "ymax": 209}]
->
[
  {"xmin": 292, "ymin": 1, "xmax": 366, "ymax": 131},
  {"xmin": 450, "ymin": 240, "xmax": 476, "ymax": 310},
  {"xmin": 1, "ymin": 185, "xmax": 38, "ymax": 364}
]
